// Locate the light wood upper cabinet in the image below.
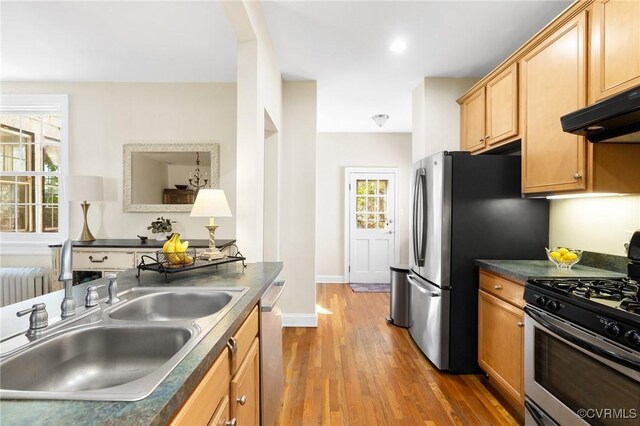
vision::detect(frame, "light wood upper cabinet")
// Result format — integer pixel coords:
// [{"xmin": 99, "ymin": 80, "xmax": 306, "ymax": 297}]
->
[
  {"xmin": 590, "ymin": 0, "xmax": 640, "ymax": 102},
  {"xmin": 486, "ymin": 64, "xmax": 519, "ymax": 146},
  {"xmin": 459, "ymin": 64, "xmax": 518, "ymax": 153},
  {"xmin": 520, "ymin": 12, "xmax": 587, "ymax": 194},
  {"xmin": 460, "ymin": 87, "xmax": 486, "ymax": 152}
]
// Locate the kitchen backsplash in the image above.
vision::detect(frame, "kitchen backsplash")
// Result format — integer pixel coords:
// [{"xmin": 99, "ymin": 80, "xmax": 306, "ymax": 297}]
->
[{"xmin": 550, "ymin": 195, "xmax": 640, "ymax": 257}]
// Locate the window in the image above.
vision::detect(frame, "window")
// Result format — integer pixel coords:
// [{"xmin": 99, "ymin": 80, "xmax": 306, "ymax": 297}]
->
[
  {"xmin": 0, "ymin": 95, "xmax": 68, "ymax": 251},
  {"xmin": 355, "ymin": 178, "xmax": 389, "ymax": 229}
]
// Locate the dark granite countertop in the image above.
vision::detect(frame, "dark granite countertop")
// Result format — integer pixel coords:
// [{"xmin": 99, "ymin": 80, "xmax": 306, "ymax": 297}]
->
[
  {"xmin": 48, "ymin": 238, "xmax": 236, "ymax": 249},
  {"xmin": 476, "ymin": 259, "xmax": 626, "ymax": 283},
  {"xmin": 0, "ymin": 261, "xmax": 282, "ymax": 426}
]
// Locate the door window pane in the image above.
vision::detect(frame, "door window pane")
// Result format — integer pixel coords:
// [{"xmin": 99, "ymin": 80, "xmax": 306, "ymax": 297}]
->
[
  {"xmin": 356, "ymin": 196, "xmax": 365, "ymax": 212},
  {"xmin": 356, "ymin": 213, "xmax": 365, "ymax": 229},
  {"xmin": 367, "ymin": 180, "xmax": 377, "ymax": 195},
  {"xmin": 379, "ymin": 180, "xmax": 388, "ymax": 195},
  {"xmin": 367, "ymin": 213, "xmax": 376, "ymax": 229},
  {"xmin": 378, "ymin": 196, "xmax": 386, "ymax": 213},
  {"xmin": 356, "ymin": 180, "xmax": 366, "ymax": 195},
  {"xmin": 367, "ymin": 197, "xmax": 376, "ymax": 212}
]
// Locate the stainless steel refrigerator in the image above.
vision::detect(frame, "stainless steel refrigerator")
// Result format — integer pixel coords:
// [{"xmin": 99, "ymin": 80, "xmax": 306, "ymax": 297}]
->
[{"xmin": 409, "ymin": 151, "xmax": 549, "ymax": 373}]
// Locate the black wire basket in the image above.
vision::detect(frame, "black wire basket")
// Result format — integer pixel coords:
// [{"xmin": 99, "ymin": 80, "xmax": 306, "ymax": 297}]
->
[{"xmin": 156, "ymin": 248, "xmax": 197, "ymax": 269}]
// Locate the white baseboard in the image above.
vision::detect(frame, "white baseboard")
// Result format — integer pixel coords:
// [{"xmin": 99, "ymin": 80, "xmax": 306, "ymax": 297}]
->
[
  {"xmin": 282, "ymin": 313, "xmax": 318, "ymax": 327},
  {"xmin": 315, "ymin": 275, "xmax": 346, "ymax": 283}
]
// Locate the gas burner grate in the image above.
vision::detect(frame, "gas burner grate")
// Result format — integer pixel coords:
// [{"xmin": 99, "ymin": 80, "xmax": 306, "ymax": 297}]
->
[
  {"xmin": 619, "ymin": 298, "xmax": 640, "ymax": 314},
  {"xmin": 530, "ymin": 277, "xmax": 640, "ymax": 304}
]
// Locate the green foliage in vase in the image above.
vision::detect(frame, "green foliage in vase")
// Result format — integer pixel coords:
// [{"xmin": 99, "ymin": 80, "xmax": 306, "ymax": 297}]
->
[{"xmin": 147, "ymin": 217, "xmax": 174, "ymax": 234}]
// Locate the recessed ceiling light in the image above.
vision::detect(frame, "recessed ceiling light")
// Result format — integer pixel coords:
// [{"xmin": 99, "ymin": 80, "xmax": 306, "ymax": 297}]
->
[{"xmin": 389, "ymin": 39, "xmax": 407, "ymax": 54}]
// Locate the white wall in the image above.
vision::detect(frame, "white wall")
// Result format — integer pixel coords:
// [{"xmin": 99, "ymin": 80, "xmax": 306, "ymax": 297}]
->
[
  {"xmin": 316, "ymin": 133, "xmax": 412, "ymax": 281},
  {"xmin": 550, "ymin": 196, "xmax": 640, "ymax": 256},
  {"xmin": 412, "ymin": 77, "xmax": 478, "ymax": 162},
  {"xmin": 223, "ymin": 0, "xmax": 283, "ymax": 263},
  {"xmin": 0, "ymin": 82, "xmax": 237, "ymax": 271},
  {"xmin": 279, "ymin": 81, "xmax": 317, "ymax": 326}
]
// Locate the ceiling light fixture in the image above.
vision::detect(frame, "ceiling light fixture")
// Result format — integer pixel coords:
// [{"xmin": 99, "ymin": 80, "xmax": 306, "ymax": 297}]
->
[
  {"xmin": 389, "ymin": 39, "xmax": 407, "ymax": 54},
  {"xmin": 372, "ymin": 114, "xmax": 389, "ymax": 128}
]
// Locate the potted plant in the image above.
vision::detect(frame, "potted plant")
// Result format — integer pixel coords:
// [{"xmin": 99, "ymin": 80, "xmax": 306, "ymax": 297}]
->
[{"xmin": 147, "ymin": 217, "xmax": 174, "ymax": 241}]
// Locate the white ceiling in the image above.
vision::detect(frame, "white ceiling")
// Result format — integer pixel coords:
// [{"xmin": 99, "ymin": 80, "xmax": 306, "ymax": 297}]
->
[{"xmin": 1, "ymin": 1, "xmax": 572, "ymax": 132}]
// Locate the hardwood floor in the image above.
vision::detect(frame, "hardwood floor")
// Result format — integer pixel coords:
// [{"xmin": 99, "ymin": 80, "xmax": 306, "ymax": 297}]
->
[{"xmin": 275, "ymin": 284, "xmax": 520, "ymax": 426}]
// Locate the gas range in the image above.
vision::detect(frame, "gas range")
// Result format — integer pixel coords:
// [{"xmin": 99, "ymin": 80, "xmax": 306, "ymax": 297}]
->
[{"xmin": 524, "ymin": 276, "xmax": 640, "ymax": 351}]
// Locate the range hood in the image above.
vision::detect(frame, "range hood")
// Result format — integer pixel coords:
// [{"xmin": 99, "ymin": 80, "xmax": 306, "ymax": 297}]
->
[{"xmin": 560, "ymin": 85, "xmax": 640, "ymax": 143}]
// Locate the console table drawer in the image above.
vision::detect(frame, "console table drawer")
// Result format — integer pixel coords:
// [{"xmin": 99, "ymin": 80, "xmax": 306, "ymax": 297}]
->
[{"xmin": 73, "ymin": 251, "xmax": 135, "ymax": 270}]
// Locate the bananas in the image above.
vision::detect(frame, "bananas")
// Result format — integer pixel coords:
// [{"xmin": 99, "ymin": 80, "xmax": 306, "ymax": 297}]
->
[{"xmin": 162, "ymin": 233, "xmax": 192, "ymax": 265}]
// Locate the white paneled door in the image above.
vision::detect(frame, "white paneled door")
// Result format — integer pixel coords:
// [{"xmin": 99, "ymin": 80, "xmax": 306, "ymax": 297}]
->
[{"xmin": 348, "ymin": 171, "xmax": 396, "ymax": 283}]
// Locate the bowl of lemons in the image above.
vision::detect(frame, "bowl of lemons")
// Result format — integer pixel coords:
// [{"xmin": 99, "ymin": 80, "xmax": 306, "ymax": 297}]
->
[{"xmin": 546, "ymin": 247, "xmax": 583, "ymax": 269}]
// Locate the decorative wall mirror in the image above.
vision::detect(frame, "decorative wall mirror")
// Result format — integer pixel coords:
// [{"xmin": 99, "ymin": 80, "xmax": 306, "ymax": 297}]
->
[{"xmin": 123, "ymin": 142, "xmax": 220, "ymax": 212}]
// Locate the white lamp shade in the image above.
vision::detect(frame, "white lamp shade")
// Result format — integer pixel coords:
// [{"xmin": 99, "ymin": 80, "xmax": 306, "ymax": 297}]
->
[
  {"xmin": 190, "ymin": 189, "xmax": 232, "ymax": 217},
  {"xmin": 67, "ymin": 176, "xmax": 104, "ymax": 201}
]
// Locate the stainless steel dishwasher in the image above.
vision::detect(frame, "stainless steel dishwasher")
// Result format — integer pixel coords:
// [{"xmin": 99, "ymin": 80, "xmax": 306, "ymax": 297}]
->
[{"xmin": 260, "ymin": 280, "xmax": 285, "ymax": 426}]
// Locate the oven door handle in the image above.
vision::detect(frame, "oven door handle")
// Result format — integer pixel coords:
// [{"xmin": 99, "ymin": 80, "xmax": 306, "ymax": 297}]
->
[{"xmin": 525, "ymin": 306, "xmax": 640, "ymax": 372}]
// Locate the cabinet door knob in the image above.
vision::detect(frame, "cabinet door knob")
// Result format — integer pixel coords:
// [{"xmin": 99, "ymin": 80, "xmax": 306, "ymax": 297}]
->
[
  {"xmin": 226, "ymin": 419, "xmax": 237, "ymax": 426},
  {"xmin": 479, "ymin": 137, "xmax": 484, "ymax": 142},
  {"xmin": 236, "ymin": 395, "xmax": 247, "ymax": 406},
  {"xmin": 494, "ymin": 285, "xmax": 502, "ymax": 290},
  {"xmin": 574, "ymin": 173, "xmax": 583, "ymax": 180},
  {"xmin": 517, "ymin": 322, "xmax": 525, "ymax": 328},
  {"xmin": 485, "ymin": 135, "xmax": 490, "ymax": 139}
]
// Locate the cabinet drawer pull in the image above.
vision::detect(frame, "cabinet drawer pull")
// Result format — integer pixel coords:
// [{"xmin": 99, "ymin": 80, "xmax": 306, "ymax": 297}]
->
[
  {"xmin": 226, "ymin": 337, "xmax": 237, "ymax": 356},
  {"xmin": 493, "ymin": 285, "xmax": 502, "ymax": 290},
  {"xmin": 236, "ymin": 395, "xmax": 247, "ymax": 406},
  {"xmin": 226, "ymin": 419, "xmax": 237, "ymax": 426},
  {"xmin": 517, "ymin": 322, "xmax": 524, "ymax": 328},
  {"xmin": 88, "ymin": 255, "xmax": 108, "ymax": 263}
]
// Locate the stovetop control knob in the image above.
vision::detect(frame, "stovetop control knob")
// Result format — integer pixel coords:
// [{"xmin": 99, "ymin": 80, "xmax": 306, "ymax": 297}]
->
[
  {"xmin": 605, "ymin": 322, "xmax": 621, "ymax": 337},
  {"xmin": 624, "ymin": 330, "xmax": 640, "ymax": 347},
  {"xmin": 536, "ymin": 296, "xmax": 548, "ymax": 307},
  {"xmin": 546, "ymin": 300, "xmax": 561, "ymax": 311}
]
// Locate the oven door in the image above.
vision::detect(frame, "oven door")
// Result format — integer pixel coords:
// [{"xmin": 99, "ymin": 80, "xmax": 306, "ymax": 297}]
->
[{"xmin": 524, "ymin": 306, "xmax": 640, "ymax": 426}]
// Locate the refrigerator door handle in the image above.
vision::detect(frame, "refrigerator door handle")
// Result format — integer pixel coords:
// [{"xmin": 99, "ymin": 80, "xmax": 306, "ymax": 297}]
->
[
  {"xmin": 412, "ymin": 168, "xmax": 422, "ymax": 265},
  {"xmin": 419, "ymin": 169, "xmax": 427, "ymax": 265},
  {"xmin": 407, "ymin": 274, "xmax": 440, "ymax": 297},
  {"xmin": 413, "ymin": 168, "xmax": 427, "ymax": 266}
]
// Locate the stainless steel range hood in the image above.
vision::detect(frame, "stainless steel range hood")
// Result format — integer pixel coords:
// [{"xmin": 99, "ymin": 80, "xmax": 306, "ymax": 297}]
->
[{"xmin": 560, "ymin": 85, "xmax": 640, "ymax": 143}]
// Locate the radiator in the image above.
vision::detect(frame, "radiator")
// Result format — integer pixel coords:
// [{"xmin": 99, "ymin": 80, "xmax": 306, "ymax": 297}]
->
[{"xmin": 0, "ymin": 267, "xmax": 48, "ymax": 307}]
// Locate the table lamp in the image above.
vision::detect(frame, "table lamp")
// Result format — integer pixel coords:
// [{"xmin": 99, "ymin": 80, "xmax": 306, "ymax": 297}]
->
[
  {"xmin": 67, "ymin": 175, "xmax": 104, "ymax": 242},
  {"xmin": 190, "ymin": 189, "xmax": 232, "ymax": 260}
]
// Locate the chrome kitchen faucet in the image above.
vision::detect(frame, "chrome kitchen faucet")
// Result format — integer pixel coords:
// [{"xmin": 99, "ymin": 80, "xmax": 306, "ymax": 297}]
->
[{"xmin": 59, "ymin": 239, "xmax": 76, "ymax": 318}]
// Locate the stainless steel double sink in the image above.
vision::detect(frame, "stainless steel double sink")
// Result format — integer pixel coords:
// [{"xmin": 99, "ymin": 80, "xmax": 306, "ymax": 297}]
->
[{"xmin": 0, "ymin": 286, "xmax": 248, "ymax": 401}]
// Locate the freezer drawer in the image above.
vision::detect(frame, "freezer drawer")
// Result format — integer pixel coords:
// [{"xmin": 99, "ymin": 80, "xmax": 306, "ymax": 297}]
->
[{"xmin": 408, "ymin": 273, "xmax": 450, "ymax": 370}]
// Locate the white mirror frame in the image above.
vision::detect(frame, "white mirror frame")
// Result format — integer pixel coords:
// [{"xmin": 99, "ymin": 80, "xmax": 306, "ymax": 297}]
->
[{"xmin": 123, "ymin": 142, "xmax": 220, "ymax": 212}]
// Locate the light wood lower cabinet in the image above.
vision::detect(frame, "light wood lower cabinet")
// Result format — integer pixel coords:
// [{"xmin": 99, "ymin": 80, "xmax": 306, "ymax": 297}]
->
[
  {"xmin": 171, "ymin": 305, "xmax": 260, "ymax": 426},
  {"xmin": 478, "ymin": 270, "xmax": 525, "ymax": 414},
  {"xmin": 230, "ymin": 338, "xmax": 260, "ymax": 425}
]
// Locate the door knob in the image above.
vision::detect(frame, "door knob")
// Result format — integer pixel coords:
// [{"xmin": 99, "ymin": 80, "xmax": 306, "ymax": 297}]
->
[
  {"xmin": 386, "ymin": 230, "xmax": 394, "ymax": 235},
  {"xmin": 237, "ymin": 395, "xmax": 247, "ymax": 406}
]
